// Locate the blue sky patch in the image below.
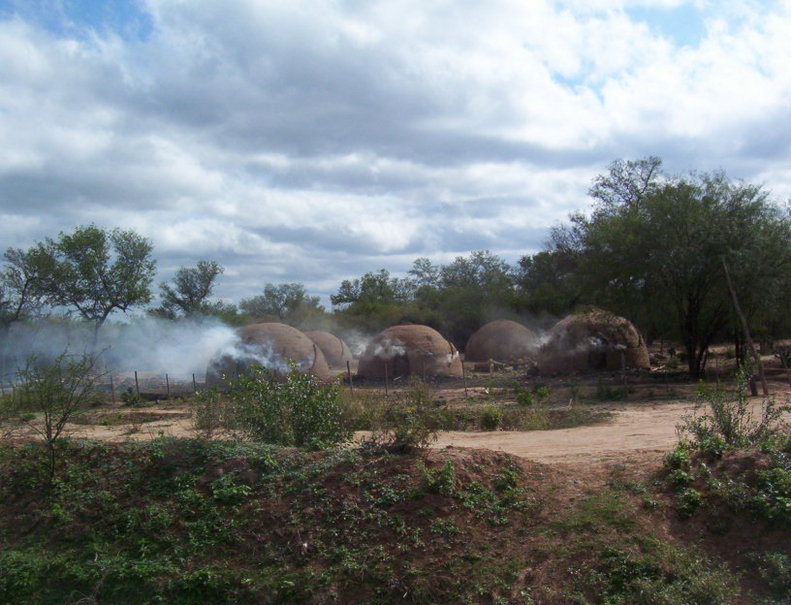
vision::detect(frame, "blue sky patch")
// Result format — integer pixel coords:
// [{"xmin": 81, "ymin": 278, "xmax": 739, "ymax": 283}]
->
[
  {"xmin": 627, "ymin": 3, "xmax": 706, "ymax": 48},
  {"xmin": 0, "ymin": 0, "xmax": 153, "ymax": 42}
]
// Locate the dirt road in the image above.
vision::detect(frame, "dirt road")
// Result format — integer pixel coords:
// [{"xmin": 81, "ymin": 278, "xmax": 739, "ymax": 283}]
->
[
  {"xmin": 61, "ymin": 398, "xmax": 785, "ymax": 469},
  {"xmin": 434, "ymin": 401, "xmax": 697, "ymax": 466}
]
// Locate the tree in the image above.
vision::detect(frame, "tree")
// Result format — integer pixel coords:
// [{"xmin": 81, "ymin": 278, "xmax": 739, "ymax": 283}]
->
[
  {"xmin": 11, "ymin": 351, "xmax": 102, "ymax": 477},
  {"xmin": 32, "ymin": 225, "xmax": 156, "ymax": 338},
  {"xmin": 513, "ymin": 250, "xmax": 582, "ymax": 318},
  {"xmin": 0, "ymin": 247, "xmax": 50, "ymax": 329},
  {"xmin": 558, "ymin": 160, "xmax": 791, "ymax": 377},
  {"xmin": 429, "ymin": 251, "xmax": 515, "ymax": 345},
  {"xmin": 331, "ymin": 269, "xmax": 415, "ymax": 307},
  {"xmin": 154, "ymin": 260, "xmax": 224, "ymax": 319},
  {"xmin": 239, "ymin": 283, "xmax": 323, "ymax": 322}
]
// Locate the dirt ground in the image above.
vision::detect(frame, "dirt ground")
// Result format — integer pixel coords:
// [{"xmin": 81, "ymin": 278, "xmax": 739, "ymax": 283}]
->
[
  {"xmin": 59, "ymin": 394, "xmax": 786, "ymax": 472},
  {"xmin": 25, "ymin": 355, "xmax": 791, "ymax": 474}
]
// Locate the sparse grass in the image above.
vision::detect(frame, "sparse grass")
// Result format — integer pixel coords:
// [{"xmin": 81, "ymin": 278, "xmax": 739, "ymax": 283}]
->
[{"xmin": 0, "ymin": 436, "xmax": 762, "ymax": 604}]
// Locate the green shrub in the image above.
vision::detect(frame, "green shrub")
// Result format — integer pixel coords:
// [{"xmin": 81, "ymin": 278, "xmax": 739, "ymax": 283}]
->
[
  {"xmin": 191, "ymin": 388, "xmax": 231, "ymax": 440},
  {"xmin": 373, "ymin": 378, "xmax": 440, "ymax": 453},
  {"xmin": 230, "ymin": 364, "xmax": 350, "ymax": 449},
  {"xmin": 676, "ymin": 488, "xmax": 703, "ymax": 518},
  {"xmin": 664, "ymin": 445, "xmax": 691, "ymax": 470},
  {"xmin": 751, "ymin": 467, "xmax": 791, "ymax": 526},
  {"xmin": 479, "ymin": 406, "xmax": 503, "ymax": 430},
  {"xmin": 596, "ymin": 379, "xmax": 628, "ymax": 401},
  {"xmin": 420, "ymin": 460, "xmax": 457, "ymax": 496},
  {"xmin": 11, "ymin": 352, "xmax": 103, "ymax": 476},
  {"xmin": 682, "ymin": 372, "xmax": 789, "ymax": 450},
  {"xmin": 666, "ymin": 469, "xmax": 693, "ymax": 489},
  {"xmin": 751, "ymin": 551, "xmax": 791, "ymax": 601},
  {"xmin": 120, "ymin": 387, "xmax": 144, "ymax": 407}
]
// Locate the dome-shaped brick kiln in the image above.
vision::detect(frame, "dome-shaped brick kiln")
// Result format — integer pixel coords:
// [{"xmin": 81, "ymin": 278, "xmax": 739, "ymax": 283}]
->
[
  {"xmin": 464, "ymin": 319, "xmax": 539, "ymax": 363},
  {"xmin": 357, "ymin": 324, "xmax": 462, "ymax": 379},
  {"xmin": 304, "ymin": 330, "xmax": 354, "ymax": 368},
  {"xmin": 206, "ymin": 322, "xmax": 331, "ymax": 386},
  {"xmin": 538, "ymin": 309, "xmax": 650, "ymax": 374}
]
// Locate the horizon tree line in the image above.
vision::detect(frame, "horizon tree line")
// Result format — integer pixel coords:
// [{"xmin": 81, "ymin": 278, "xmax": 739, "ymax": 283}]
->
[{"xmin": 4, "ymin": 156, "xmax": 791, "ymax": 377}]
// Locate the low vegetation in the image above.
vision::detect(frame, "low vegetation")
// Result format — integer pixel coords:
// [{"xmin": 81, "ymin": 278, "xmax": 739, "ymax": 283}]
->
[{"xmin": 0, "ymin": 436, "xmax": 756, "ymax": 604}]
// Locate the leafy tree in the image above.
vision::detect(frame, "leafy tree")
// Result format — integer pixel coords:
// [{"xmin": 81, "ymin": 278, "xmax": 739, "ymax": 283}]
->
[
  {"xmin": 0, "ymin": 247, "xmax": 50, "ymax": 329},
  {"xmin": 34, "ymin": 225, "xmax": 156, "ymax": 338},
  {"xmin": 409, "ymin": 257, "xmax": 441, "ymax": 289},
  {"xmin": 331, "ymin": 269, "xmax": 415, "ymax": 307},
  {"xmin": 239, "ymin": 283, "xmax": 323, "ymax": 323},
  {"xmin": 557, "ymin": 161, "xmax": 791, "ymax": 377},
  {"xmin": 427, "ymin": 251, "xmax": 515, "ymax": 346},
  {"xmin": 154, "ymin": 260, "xmax": 224, "ymax": 319},
  {"xmin": 513, "ymin": 250, "xmax": 582, "ymax": 319}
]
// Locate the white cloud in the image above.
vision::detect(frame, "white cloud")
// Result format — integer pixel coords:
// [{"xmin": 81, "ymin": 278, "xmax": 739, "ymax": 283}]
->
[{"xmin": 0, "ymin": 0, "xmax": 790, "ymax": 303}]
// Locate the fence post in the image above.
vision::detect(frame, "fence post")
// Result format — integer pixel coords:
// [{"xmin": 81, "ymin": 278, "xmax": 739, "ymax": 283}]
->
[
  {"xmin": 165, "ymin": 373, "xmax": 170, "ymax": 399},
  {"xmin": 346, "ymin": 360, "xmax": 353, "ymax": 395},
  {"xmin": 134, "ymin": 371, "xmax": 140, "ymax": 397}
]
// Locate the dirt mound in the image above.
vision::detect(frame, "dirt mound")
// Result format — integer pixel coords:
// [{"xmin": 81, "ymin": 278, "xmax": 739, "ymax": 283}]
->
[
  {"xmin": 357, "ymin": 324, "xmax": 463, "ymax": 379},
  {"xmin": 539, "ymin": 308, "xmax": 650, "ymax": 374},
  {"xmin": 465, "ymin": 319, "xmax": 539, "ymax": 363},
  {"xmin": 206, "ymin": 322, "xmax": 330, "ymax": 386},
  {"xmin": 304, "ymin": 330, "xmax": 354, "ymax": 368}
]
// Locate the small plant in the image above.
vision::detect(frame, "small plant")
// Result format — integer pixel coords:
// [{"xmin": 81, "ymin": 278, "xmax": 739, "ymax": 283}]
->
[
  {"xmin": 191, "ymin": 388, "xmax": 231, "ymax": 440},
  {"xmin": 479, "ymin": 406, "xmax": 503, "ymax": 430},
  {"xmin": 595, "ymin": 379, "xmax": 628, "ymax": 401},
  {"xmin": 120, "ymin": 387, "xmax": 144, "ymax": 407},
  {"xmin": 680, "ymin": 371, "xmax": 789, "ymax": 450},
  {"xmin": 11, "ymin": 352, "xmax": 103, "ymax": 477},
  {"xmin": 664, "ymin": 444, "xmax": 691, "ymax": 470},
  {"xmin": 751, "ymin": 551, "xmax": 791, "ymax": 600},
  {"xmin": 373, "ymin": 378, "xmax": 440, "ymax": 453},
  {"xmin": 420, "ymin": 460, "xmax": 457, "ymax": 496},
  {"xmin": 230, "ymin": 364, "xmax": 350, "ymax": 449},
  {"xmin": 676, "ymin": 487, "xmax": 703, "ymax": 518}
]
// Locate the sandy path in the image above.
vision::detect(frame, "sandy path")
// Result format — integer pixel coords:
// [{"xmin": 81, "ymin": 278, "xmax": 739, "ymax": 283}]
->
[
  {"xmin": 61, "ymin": 398, "xmax": 784, "ymax": 469},
  {"xmin": 433, "ymin": 401, "xmax": 697, "ymax": 465}
]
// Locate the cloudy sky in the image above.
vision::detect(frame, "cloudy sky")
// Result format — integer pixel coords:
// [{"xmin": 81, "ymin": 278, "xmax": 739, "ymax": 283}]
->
[{"xmin": 1, "ymin": 0, "xmax": 790, "ymax": 307}]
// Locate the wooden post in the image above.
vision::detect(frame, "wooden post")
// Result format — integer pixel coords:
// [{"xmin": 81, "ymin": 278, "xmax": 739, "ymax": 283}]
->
[
  {"xmin": 780, "ymin": 353, "xmax": 791, "ymax": 391},
  {"xmin": 722, "ymin": 257, "xmax": 768, "ymax": 396},
  {"xmin": 461, "ymin": 360, "xmax": 469, "ymax": 399},
  {"xmin": 192, "ymin": 373, "xmax": 198, "ymax": 393},
  {"xmin": 165, "ymin": 373, "xmax": 170, "ymax": 399},
  {"xmin": 384, "ymin": 361, "xmax": 389, "ymax": 397},
  {"xmin": 134, "ymin": 371, "xmax": 140, "ymax": 397},
  {"xmin": 346, "ymin": 360, "xmax": 353, "ymax": 395},
  {"xmin": 110, "ymin": 375, "xmax": 116, "ymax": 404},
  {"xmin": 620, "ymin": 351, "xmax": 627, "ymax": 386}
]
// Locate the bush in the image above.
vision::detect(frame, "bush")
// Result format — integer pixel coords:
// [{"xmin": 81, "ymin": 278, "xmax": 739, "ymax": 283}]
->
[
  {"xmin": 372, "ymin": 378, "xmax": 440, "ymax": 453},
  {"xmin": 229, "ymin": 364, "xmax": 351, "ymax": 449},
  {"xmin": 676, "ymin": 488, "xmax": 703, "ymax": 518},
  {"xmin": 10, "ymin": 352, "xmax": 103, "ymax": 476},
  {"xmin": 681, "ymin": 372, "xmax": 789, "ymax": 450},
  {"xmin": 191, "ymin": 388, "xmax": 232, "ymax": 440},
  {"xmin": 479, "ymin": 406, "xmax": 503, "ymax": 430},
  {"xmin": 752, "ymin": 551, "xmax": 791, "ymax": 601}
]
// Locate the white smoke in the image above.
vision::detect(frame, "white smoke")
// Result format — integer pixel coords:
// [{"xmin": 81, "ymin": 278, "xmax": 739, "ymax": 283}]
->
[
  {"xmin": 372, "ymin": 337, "xmax": 406, "ymax": 361},
  {"xmin": 0, "ymin": 317, "xmax": 239, "ymax": 383}
]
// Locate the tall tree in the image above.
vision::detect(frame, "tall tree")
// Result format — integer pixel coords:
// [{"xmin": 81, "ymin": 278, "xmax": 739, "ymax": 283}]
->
[
  {"xmin": 239, "ymin": 283, "xmax": 324, "ymax": 322},
  {"xmin": 35, "ymin": 225, "xmax": 156, "ymax": 337},
  {"xmin": 0, "ymin": 247, "xmax": 51, "ymax": 329},
  {"xmin": 558, "ymin": 162, "xmax": 791, "ymax": 377},
  {"xmin": 331, "ymin": 269, "xmax": 415, "ymax": 307},
  {"xmin": 155, "ymin": 260, "xmax": 225, "ymax": 319}
]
